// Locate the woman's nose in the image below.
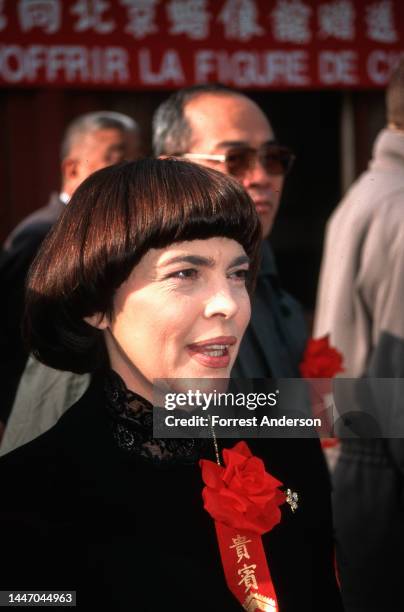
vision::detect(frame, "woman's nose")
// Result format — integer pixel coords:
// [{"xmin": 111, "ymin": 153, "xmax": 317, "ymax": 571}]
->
[{"xmin": 204, "ymin": 286, "xmax": 239, "ymax": 319}]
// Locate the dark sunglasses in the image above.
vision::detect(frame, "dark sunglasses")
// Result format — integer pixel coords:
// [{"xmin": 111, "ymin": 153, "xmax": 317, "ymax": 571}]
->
[{"xmin": 183, "ymin": 144, "xmax": 295, "ymax": 177}]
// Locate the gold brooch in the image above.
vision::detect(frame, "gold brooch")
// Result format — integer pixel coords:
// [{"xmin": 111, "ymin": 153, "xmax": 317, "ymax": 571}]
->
[{"xmin": 286, "ymin": 489, "xmax": 299, "ymax": 512}]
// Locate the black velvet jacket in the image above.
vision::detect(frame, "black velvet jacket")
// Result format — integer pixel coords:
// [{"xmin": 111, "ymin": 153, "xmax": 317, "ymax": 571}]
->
[{"xmin": 0, "ymin": 372, "xmax": 343, "ymax": 611}]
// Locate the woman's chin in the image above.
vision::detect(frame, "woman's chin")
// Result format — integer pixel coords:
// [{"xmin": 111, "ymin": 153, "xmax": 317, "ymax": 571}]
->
[
  {"xmin": 188, "ymin": 362, "xmax": 232, "ymax": 380},
  {"xmin": 169, "ymin": 371, "xmax": 230, "ymax": 396}
]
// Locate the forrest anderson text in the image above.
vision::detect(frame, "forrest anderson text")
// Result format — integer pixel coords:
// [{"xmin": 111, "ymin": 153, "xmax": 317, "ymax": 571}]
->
[{"xmin": 164, "ymin": 415, "xmax": 321, "ymax": 428}]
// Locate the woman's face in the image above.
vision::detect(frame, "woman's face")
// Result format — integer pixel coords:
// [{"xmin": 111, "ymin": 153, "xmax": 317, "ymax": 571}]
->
[{"xmin": 96, "ymin": 237, "xmax": 251, "ymax": 400}]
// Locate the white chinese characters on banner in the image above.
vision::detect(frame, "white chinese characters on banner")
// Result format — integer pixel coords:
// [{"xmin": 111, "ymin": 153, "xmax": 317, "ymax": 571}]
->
[
  {"xmin": 318, "ymin": 0, "xmax": 355, "ymax": 40},
  {"xmin": 218, "ymin": 0, "xmax": 264, "ymax": 41},
  {"xmin": 271, "ymin": 0, "xmax": 312, "ymax": 44},
  {"xmin": 167, "ymin": 0, "xmax": 210, "ymax": 40},
  {"xmin": 70, "ymin": 0, "xmax": 115, "ymax": 33},
  {"xmin": 366, "ymin": 0, "xmax": 397, "ymax": 43},
  {"xmin": 120, "ymin": 0, "xmax": 159, "ymax": 39},
  {"xmin": 18, "ymin": 0, "xmax": 61, "ymax": 33}
]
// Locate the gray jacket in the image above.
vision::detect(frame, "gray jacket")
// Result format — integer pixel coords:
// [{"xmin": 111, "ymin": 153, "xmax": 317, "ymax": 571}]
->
[{"xmin": 315, "ymin": 128, "xmax": 404, "ymax": 377}]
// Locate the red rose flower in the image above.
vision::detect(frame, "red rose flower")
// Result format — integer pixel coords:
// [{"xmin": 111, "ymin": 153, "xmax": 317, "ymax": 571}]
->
[
  {"xmin": 299, "ymin": 335, "xmax": 344, "ymax": 379},
  {"xmin": 200, "ymin": 441, "xmax": 285, "ymax": 535}
]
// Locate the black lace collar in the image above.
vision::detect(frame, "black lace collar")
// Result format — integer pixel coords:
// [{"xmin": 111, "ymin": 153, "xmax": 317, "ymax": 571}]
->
[{"xmin": 104, "ymin": 370, "xmax": 208, "ymax": 466}]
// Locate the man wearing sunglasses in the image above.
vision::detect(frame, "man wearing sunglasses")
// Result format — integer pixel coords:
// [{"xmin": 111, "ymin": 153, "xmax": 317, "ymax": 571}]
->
[
  {"xmin": 153, "ymin": 84, "xmax": 306, "ymax": 378},
  {"xmin": 151, "ymin": 89, "xmax": 346, "ymax": 611}
]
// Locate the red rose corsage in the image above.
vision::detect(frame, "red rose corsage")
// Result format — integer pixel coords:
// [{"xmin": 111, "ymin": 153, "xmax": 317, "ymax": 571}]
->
[
  {"xmin": 200, "ymin": 441, "xmax": 296, "ymax": 611},
  {"xmin": 200, "ymin": 441, "xmax": 285, "ymax": 534}
]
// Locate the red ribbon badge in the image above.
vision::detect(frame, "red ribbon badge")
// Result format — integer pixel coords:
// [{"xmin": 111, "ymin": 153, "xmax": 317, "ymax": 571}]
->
[{"xmin": 200, "ymin": 441, "xmax": 286, "ymax": 611}]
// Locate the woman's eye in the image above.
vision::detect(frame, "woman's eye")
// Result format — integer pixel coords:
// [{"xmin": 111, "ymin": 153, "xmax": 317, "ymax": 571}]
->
[
  {"xmin": 229, "ymin": 268, "xmax": 249, "ymax": 281},
  {"xmin": 170, "ymin": 268, "xmax": 198, "ymax": 280}
]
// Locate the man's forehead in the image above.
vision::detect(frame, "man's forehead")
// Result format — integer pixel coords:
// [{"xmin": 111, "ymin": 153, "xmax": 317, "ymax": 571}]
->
[
  {"xmin": 87, "ymin": 127, "xmax": 125, "ymax": 143},
  {"xmin": 71, "ymin": 127, "xmax": 120, "ymax": 148},
  {"xmin": 184, "ymin": 92, "xmax": 274, "ymax": 149}
]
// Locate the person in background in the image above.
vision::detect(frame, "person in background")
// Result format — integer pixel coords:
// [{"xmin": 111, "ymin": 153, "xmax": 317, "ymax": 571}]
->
[
  {"xmin": 314, "ymin": 58, "xmax": 404, "ymax": 610},
  {"xmin": 0, "ymin": 110, "xmax": 140, "ymax": 443},
  {"xmin": 153, "ymin": 84, "xmax": 307, "ymax": 380},
  {"xmin": 314, "ymin": 59, "xmax": 404, "ymax": 378}
]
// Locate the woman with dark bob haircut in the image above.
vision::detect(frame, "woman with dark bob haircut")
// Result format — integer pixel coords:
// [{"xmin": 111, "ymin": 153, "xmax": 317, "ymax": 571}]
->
[
  {"xmin": 24, "ymin": 157, "xmax": 260, "ymax": 375},
  {"xmin": 0, "ymin": 159, "xmax": 342, "ymax": 611}
]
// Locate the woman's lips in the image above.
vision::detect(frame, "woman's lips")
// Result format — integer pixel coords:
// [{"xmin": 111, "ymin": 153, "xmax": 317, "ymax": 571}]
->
[{"xmin": 187, "ymin": 336, "xmax": 237, "ymax": 369}]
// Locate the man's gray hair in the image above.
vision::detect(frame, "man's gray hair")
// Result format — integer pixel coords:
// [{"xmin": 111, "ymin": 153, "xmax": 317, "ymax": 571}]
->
[
  {"xmin": 152, "ymin": 84, "xmax": 241, "ymax": 157},
  {"xmin": 61, "ymin": 111, "xmax": 139, "ymax": 160}
]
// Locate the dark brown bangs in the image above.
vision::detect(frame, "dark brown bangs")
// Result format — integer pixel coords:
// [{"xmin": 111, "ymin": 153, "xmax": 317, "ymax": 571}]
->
[
  {"xmin": 70, "ymin": 159, "xmax": 261, "ymax": 315},
  {"xmin": 122, "ymin": 158, "xmax": 261, "ymax": 276}
]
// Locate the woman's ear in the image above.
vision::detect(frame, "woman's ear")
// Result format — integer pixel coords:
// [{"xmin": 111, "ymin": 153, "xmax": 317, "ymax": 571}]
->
[{"xmin": 84, "ymin": 313, "xmax": 108, "ymax": 330}]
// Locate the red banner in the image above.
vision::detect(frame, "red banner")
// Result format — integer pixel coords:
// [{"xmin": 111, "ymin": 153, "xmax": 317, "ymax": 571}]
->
[{"xmin": 1, "ymin": 0, "xmax": 404, "ymax": 90}]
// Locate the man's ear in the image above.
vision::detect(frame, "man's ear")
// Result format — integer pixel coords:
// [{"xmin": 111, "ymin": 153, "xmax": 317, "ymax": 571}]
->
[
  {"xmin": 84, "ymin": 313, "xmax": 108, "ymax": 330},
  {"xmin": 61, "ymin": 156, "xmax": 79, "ymax": 182}
]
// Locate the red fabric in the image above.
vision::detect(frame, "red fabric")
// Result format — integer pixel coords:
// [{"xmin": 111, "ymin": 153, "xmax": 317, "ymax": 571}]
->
[
  {"xmin": 299, "ymin": 335, "xmax": 344, "ymax": 378},
  {"xmin": 200, "ymin": 442, "xmax": 286, "ymax": 610},
  {"xmin": 216, "ymin": 522, "xmax": 278, "ymax": 611},
  {"xmin": 200, "ymin": 441, "xmax": 285, "ymax": 535}
]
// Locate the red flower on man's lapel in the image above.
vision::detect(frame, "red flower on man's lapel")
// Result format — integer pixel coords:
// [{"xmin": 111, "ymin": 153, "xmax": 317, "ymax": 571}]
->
[{"xmin": 299, "ymin": 335, "xmax": 344, "ymax": 379}]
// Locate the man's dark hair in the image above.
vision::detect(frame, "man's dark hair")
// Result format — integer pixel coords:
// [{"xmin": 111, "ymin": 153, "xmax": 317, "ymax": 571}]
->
[
  {"xmin": 25, "ymin": 158, "xmax": 261, "ymax": 373},
  {"xmin": 387, "ymin": 58, "xmax": 404, "ymax": 129},
  {"xmin": 152, "ymin": 84, "xmax": 243, "ymax": 156}
]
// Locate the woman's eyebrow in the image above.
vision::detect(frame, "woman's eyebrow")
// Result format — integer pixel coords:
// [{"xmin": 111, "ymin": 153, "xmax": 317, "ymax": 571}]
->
[
  {"xmin": 230, "ymin": 255, "xmax": 250, "ymax": 267},
  {"xmin": 159, "ymin": 254, "xmax": 250, "ymax": 269},
  {"xmin": 159, "ymin": 255, "xmax": 215, "ymax": 268}
]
